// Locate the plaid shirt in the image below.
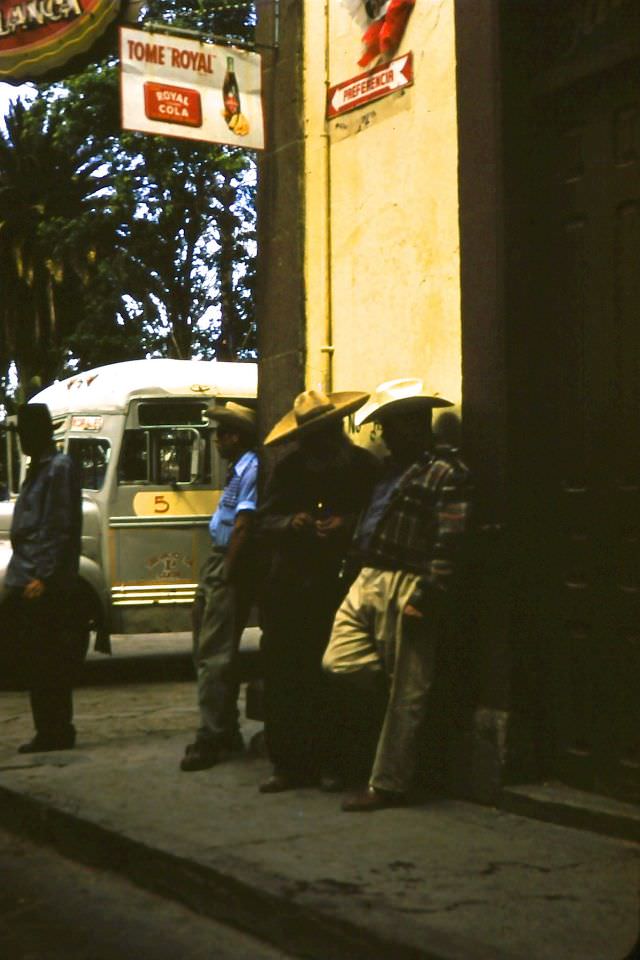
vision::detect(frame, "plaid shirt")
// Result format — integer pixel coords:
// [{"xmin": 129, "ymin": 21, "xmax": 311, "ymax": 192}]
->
[{"xmin": 360, "ymin": 447, "xmax": 471, "ymax": 613}]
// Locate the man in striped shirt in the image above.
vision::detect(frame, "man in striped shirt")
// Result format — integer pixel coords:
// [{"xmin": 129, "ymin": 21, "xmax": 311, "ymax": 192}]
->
[{"xmin": 323, "ymin": 379, "xmax": 471, "ymax": 811}]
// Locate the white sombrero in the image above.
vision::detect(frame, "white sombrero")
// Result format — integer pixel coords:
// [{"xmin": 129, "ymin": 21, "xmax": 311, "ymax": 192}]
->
[{"xmin": 354, "ymin": 378, "xmax": 453, "ymax": 427}]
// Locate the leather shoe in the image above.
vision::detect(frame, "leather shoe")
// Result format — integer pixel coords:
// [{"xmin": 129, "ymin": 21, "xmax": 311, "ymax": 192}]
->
[
  {"xmin": 180, "ymin": 742, "xmax": 218, "ymax": 772},
  {"xmin": 341, "ymin": 786, "xmax": 405, "ymax": 812},
  {"xmin": 259, "ymin": 773, "xmax": 293, "ymax": 793},
  {"xmin": 259, "ymin": 771, "xmax": 315, "ymax": 793},
  {"xmin": 18, "ymin": 735, "xmax": 75, "ymax": 754}
]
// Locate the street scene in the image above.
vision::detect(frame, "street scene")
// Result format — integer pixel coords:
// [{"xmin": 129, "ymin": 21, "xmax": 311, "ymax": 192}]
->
[
  {"xmin": 1, "ymin": 1, "xmax": 639, "ymax": 959},
  {"xmin": 0, "ymin": 823, "xmax": 293, "ymax": 960},
  {"xmin": 0, "ymin": 640, "xmax": 638, "ymax": 960}
]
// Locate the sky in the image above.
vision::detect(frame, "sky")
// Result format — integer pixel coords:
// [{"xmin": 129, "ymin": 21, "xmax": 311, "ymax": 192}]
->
[{"xmin": 0, "ymin": 80, "xmax": 36, "ymax": 122}]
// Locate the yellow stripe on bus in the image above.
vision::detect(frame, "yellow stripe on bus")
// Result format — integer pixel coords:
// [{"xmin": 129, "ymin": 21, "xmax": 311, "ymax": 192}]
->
[{"xmin": 133, "ymin": 490, "xmax": 221, "ymax": 518}]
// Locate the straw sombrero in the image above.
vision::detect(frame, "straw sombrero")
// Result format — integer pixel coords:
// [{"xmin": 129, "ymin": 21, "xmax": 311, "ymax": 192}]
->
[
  {"xmin": 354, "ymin": 378, "xmax": 453, "ymax": 427},
  {"xmin": 264, "ymin": 389, "xmax": 369, "ymax": 447},
  {"xmin": 205, "ymin": 401, "xmax": 257, "ymax": 436}
]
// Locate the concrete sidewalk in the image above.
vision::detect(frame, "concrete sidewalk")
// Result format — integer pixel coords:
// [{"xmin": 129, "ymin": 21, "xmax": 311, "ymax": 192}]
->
[{"xmin": 0, "ymin": 677, "xmax": 637, "ymax": 960}]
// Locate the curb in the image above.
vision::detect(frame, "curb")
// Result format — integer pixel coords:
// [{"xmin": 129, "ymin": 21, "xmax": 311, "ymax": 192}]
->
[
  {"xmin": 500, "ymin": 785, "xmax": 640, "ymax": 845},
  {"xmin": 0, "ymin": 782, "xmax": 518, "ymax": 960}
]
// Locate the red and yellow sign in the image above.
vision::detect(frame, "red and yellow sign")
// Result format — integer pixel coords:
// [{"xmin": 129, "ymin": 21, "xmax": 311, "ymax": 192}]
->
[
  {"xmin": 143, "ymin": 81, "xmax": 202, "ymax": 128},
  {"xmin": 120, "ymin": 27, "xmax": 265, "ymax": 150},
  {"xmin": 0, "ymin": 0, "xmax": 120, "ymax": 83},
  {"xmin": 327, "ymin": 52, "xmax": 413, "ymax": 119}
]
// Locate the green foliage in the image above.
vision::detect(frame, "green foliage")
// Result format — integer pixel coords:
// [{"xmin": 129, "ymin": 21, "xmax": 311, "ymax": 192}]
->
[
  {"xmin": 0, "ymin": 97, "xmax": 117, "ymax": 396},
  {"xmin": 143, "ymin": 0, "xmax": 255, "ymax": 46},
  {"xmin": 0, "ymin": 0, "xmax": 257, "ymax": 399}
]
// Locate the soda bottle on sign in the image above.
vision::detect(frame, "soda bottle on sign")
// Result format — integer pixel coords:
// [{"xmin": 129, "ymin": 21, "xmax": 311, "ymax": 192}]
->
[
  {"xmin": 223, "ymin": 55, "xmax": 241, "ymax": 121},
  {"xmin": 222, "ymin": 55, "xmax": 250, "ymax": 136}
]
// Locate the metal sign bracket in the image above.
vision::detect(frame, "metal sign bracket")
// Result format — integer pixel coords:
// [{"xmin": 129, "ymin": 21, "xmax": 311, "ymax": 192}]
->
[{"xmin": 142, "ymin": 0, "xmax": 279, "ymax": 52}]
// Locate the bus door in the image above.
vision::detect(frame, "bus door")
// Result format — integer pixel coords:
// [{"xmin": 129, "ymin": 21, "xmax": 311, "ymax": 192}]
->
[{"xmin": 109, "ymin": 400, "xmax": 225, "ymax": 632}]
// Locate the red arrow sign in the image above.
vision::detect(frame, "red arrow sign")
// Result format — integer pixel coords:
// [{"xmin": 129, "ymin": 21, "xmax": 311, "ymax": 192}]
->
[{"xmin": 327, "ymin": 52, "xmax": 413, "ymax": 119}]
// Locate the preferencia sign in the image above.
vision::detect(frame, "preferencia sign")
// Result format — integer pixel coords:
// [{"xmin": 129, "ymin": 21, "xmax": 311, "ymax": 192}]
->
[
  {"xmin": 0, "ymin": 0, "xmax": 120, "ymax": 82},
  {"xmin": 327, "ymin": 52, "xmax": 413, "ymax": 119},
  {"xmin": 120, "ymin": 27, "xmax": 264, "ymax": 150}
]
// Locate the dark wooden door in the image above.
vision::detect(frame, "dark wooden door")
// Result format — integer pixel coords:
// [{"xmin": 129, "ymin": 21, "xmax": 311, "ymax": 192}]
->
[{"xmin": 511, "ymin": 56, "xmax": 640, "ymax": 802}]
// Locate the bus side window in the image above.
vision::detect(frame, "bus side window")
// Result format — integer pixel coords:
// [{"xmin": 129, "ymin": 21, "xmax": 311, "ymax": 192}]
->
[
  {"xmin": 119, "ymin": 431, "xmax": 149, "ymax": 484},
  {"xmin": 0, "ymin": 431, "xmax": 8, "ymax": 500},
  {"xmin": 0, "ymin": 424, "xmax": 21, "ymax": 498},
  {"xmin": 156, "ymin": 429, "xmax": 199, "ymax": 485},
  {"xmin": 67, "ymin": 438, "xmax": 111, "ymax": 490}
]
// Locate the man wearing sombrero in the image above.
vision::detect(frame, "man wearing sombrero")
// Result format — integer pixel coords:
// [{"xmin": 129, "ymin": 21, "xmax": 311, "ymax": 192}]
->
[
  {"xmin": 180, "ymin": 401, "xmax": 259, "ymax": 772},
  {"xmin": 258, "ymin": 388, "xmax": 378, "ymax": 793},
  {"xmin": 322, "ymin": 378, "xmax": 472, "ymax": 811}
]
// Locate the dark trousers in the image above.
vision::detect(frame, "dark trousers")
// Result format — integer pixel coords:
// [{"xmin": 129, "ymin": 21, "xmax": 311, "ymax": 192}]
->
[
  {"xmin": 261, "ymin": 575, "xmax": 343, "ymax": 780},
  {"xmin": 1, "ymin": 587, "xmax": 76, "ymax": 743}
]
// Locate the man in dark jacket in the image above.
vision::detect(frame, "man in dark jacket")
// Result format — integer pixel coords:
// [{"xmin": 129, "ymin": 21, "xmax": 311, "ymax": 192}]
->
[
  {"xmin": 258, "ymin": 388, "xmax": 378, "ymax": 793},
  {"xmin": 2, "ymin": 403, "xmax": 82, "ymax": 753},
  {"xmin": 323, "ymin": 379, "xmax": 471, "ymax": 811}
]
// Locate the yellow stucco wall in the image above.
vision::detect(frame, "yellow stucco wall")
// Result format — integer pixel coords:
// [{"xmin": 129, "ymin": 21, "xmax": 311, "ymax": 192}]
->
[{"xmin": 303, "ymin": 1, "xmax": 461, "ymax": 413}]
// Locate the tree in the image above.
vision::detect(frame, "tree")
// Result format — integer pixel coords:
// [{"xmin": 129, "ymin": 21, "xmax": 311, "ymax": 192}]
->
[
  {"xmin": 117, "ymin": 0, "xmax": 258, "ymax": 359},
  {"xmin": 143, "ymin": 0, "xmax": 255, "ymax": 46},
  {"xmin": 102, "ymin": 127, "xmax": 256, "ymax": 361},
  {"xmin": 0, "ymin": 97, "xmax": 115, "ymax": 394},
  {"xmin": 0, "ymin": 1, "xmax": 258, "ymax": 397},
  {"xmin": 44, "ymin": 0, "xmax": 258, "ymax": 361}
]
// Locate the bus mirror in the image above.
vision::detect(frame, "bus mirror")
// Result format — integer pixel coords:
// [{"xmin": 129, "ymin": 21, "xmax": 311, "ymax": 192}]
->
[
  {"xmin": 190, "ymin": 432, "xmax": 204, "ymax": 482},
  {"xmin": 169, "ymin": 428, "xmax": 204, "ymax": 487}
]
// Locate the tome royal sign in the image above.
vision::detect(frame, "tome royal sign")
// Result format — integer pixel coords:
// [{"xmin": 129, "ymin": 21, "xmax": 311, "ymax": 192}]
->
[
  {"xmin": 0, "ymin": 0, "xmax": 120, "ymax": 83},
  {"xmin": 327, "ymin": 51, "xmax": 413, "ymax": 119},
  {"xmin": 120, "ymin": 26, "xmax": 264, "ymax": 150}
]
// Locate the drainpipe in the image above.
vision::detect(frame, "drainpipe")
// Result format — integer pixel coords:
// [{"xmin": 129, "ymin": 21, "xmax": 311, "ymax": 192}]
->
[{"xmin": 320, "ymin": 0, "xmax": 334, "ymax": 393}]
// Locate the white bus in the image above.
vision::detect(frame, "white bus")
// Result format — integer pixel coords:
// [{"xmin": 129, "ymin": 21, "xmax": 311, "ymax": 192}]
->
[{"xmin": 0, "ymin": 358, "xmax": 257, "ymax": 655}]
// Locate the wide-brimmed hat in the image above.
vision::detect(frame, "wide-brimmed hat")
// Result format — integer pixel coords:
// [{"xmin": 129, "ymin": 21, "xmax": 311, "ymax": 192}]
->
[
  {"xmin": 17, "ymin": 403, "xmax": 53, "ymax": 437},
  {"xmin": 264, "ymin": 389, "xmax": 369, "ymax": 447},
  {"xmin": 354, "ymin": 378, "xmax": 453, "ymax": 427},
  {"xmin": 205, "ymin": 401, "xmax": 256, "ymax": 437}
]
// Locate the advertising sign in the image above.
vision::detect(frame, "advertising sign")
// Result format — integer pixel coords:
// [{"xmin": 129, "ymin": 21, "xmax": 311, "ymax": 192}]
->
[
  {"xmin": 120, "ymin": 27, "xmax": 264, "ymax": 150},
  {"xmin": 327, "ymin": 52, "xmax": 413, "ymax": 119},
  {"xmin": 0, "ymin": 0, "xmax": 120, "ymax": 82}
]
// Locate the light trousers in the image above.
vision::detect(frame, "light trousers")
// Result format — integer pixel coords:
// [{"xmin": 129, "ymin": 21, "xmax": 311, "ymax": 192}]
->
[
  {"xmin": 193, "ymin": 548, "xmax": 251, "ymax": 747},
  {"xmin": 323, "ymin": 567, "xmax": 435, "ymax": 794}
]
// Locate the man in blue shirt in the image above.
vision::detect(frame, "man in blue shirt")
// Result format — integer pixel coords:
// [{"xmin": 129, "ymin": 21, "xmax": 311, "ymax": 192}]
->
[
  {"xmin": 181, "ymin": 401, "xmax": 259, "ymax": 772},
  {"xmin": 2, "ymin": 403, "xmax": 82, "ymax": 753}
]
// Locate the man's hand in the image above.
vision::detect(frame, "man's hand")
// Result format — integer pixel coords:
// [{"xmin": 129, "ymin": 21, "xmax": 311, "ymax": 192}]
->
[
  {"xmin": 403, "ymin": 602, "xmax": 424, "ymax": 619},
  {"xmin": 23, "ymin": 579, "xmax": 45, "ymax": 600},
  {"xmin": 315, "ymin": 515, "xmax": 345, "ymax": 539},
  {"xmin": 290, "ymin": 512, "xmax": 314, "ymax": 532}
]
